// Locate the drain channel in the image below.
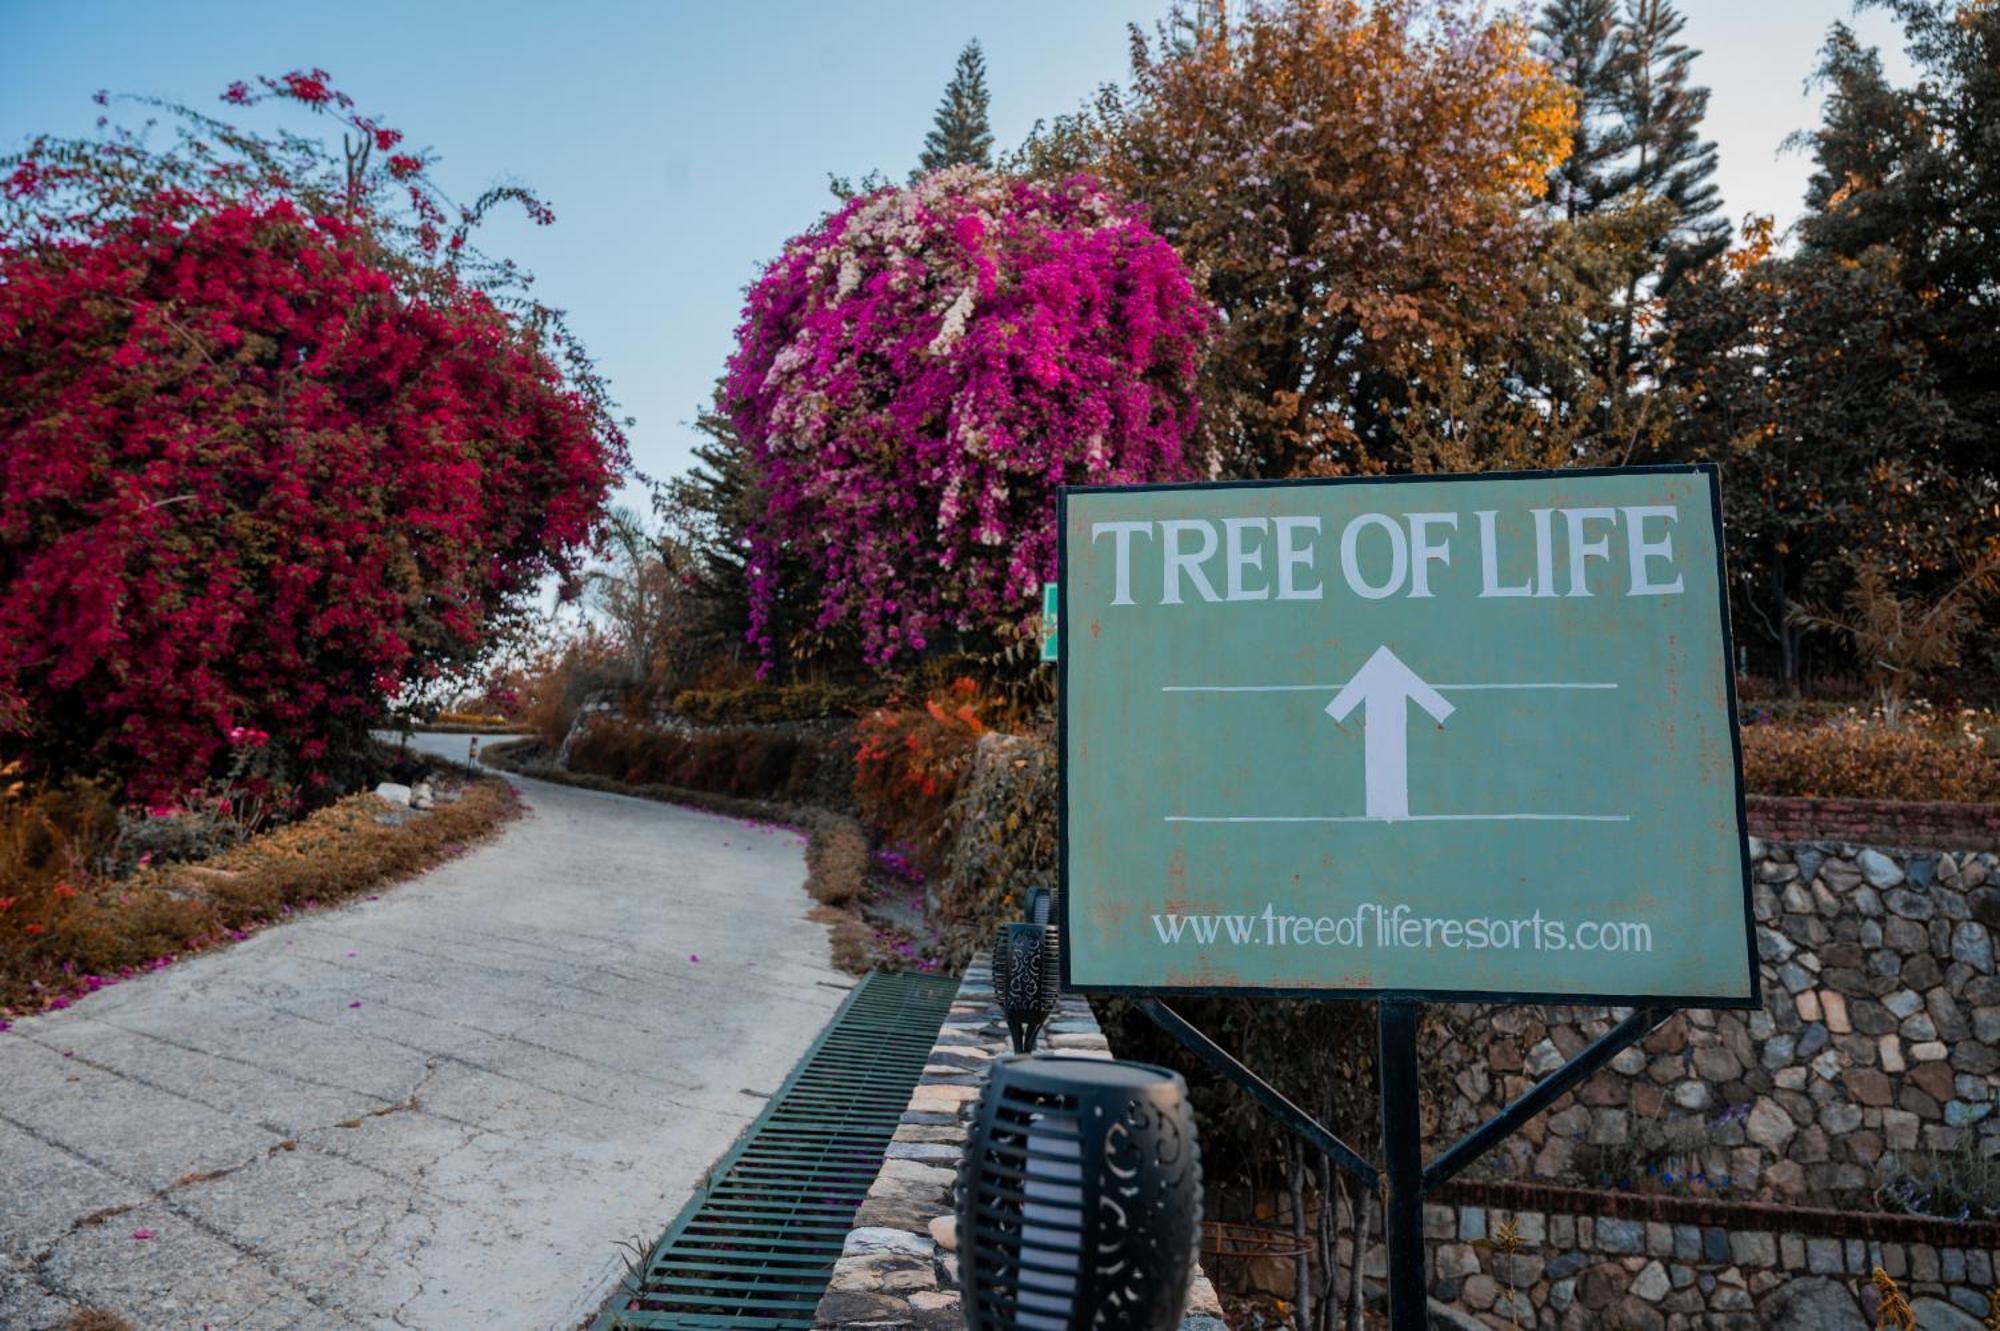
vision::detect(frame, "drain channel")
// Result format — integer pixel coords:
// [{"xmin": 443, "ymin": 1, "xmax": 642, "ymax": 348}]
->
[{"xmin": 592, "ymin": 968, "xmax": 959, "ymax": 1331}]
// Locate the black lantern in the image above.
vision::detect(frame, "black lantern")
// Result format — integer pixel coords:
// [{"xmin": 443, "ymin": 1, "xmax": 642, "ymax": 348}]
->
[
  {"xmin": 993, "ymin": 922, "xmax": 1060, "ymax": 1054},
  {"xmin": 1026, "ymin": 886, "xmax": 1055, "ymax": 925},
  {"xmin": 957, "ymin": 1055, "xmax": 1203, "ymax": 1331}
]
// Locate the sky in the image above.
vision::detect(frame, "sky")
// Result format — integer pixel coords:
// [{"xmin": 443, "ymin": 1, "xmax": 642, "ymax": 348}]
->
[{"xmin": 2, "ymin": 1, "xmax": 1918, "ymax": 506}]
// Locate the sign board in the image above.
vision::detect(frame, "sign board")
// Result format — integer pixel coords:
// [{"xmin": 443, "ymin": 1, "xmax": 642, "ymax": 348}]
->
[{"xmin": 1058, "ymin": 465, "xmax": 1756, "ymax": 1007}]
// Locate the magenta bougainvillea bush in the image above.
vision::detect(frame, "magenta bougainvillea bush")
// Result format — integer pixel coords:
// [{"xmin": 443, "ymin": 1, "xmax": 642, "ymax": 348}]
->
[
  {"xmin": 0, "ymin": 73, "xmax": 623, "ymax": 800},
  {"xmin": 725, "ymin": 167, "xmax": 1212, "ymax": 667}
]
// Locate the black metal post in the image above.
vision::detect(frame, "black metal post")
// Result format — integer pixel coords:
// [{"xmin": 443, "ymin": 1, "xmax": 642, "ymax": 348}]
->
[
  {"xmin": 1376, "ymin": 1000, "xmax": 1426, "ymax": 1331},
  {"xmin": 1137, "ymin": 998, "xmax": 1379, "ymax": 1193}
]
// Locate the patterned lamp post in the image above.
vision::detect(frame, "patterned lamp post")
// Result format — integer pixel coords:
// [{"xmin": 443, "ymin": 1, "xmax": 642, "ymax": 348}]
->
[
  {"xmin": 956, "ymin": 1055, "xmax": 1203, "ymax": 1331},
  {"xmin": 992, "ymin": 922, "xmax": 1060, "ymax": 1055}
]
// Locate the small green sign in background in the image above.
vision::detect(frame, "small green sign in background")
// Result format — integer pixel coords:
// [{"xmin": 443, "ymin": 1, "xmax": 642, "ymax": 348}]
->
[
  {"xmin": 1040, "ymin": 580, "xmax": 1060, "ymax": 662},
  {"xmin": 1058, "ymin": 465, "xmax": 1755, "ymax": 1006}
]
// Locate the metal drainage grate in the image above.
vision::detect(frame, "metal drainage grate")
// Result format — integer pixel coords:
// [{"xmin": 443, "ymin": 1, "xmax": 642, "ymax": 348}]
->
[{"xmin": 592, "ymin": 968, "xmax": 960, "ymax": 1331}]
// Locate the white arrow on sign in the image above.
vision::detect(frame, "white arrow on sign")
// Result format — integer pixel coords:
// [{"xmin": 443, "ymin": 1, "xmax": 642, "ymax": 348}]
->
[{"xmin": 1325, "ymin": 646, "xmax": 1455, "ymax": 820}]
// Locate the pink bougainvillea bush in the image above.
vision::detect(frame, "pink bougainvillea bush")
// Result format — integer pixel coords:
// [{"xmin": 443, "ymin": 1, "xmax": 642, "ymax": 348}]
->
[
  {"xmin": 0, "ymin": 74, "xmax": 624, "ymax": 800},
  {"xmin": 725, "ymin": 166, "xmax": 1212, "ymax": 667}
]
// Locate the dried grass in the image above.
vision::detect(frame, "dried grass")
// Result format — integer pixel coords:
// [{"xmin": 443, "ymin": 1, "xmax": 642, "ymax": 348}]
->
[{"xmin": 1, "ymin": 777, "xmax": 517, "ymax": 1012}]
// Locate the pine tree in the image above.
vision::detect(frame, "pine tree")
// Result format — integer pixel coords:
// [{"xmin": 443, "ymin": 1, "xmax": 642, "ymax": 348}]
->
[
  {"xmin": 915, "ymin": 40, "xmax": 994, "ymax": 179},
  {"xmin": 1605, "ymin": 0, "xmax": 1727, "ymax": 289},
  {"xmin": 1535, "ymin": 0, "xmax": 1629, "ymax": 219}
]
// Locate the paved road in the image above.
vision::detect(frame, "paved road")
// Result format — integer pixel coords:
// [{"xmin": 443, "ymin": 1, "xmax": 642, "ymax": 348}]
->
[{"xmin": 0, "ymin": 734, "xmax": 847, "ymax": 1330}]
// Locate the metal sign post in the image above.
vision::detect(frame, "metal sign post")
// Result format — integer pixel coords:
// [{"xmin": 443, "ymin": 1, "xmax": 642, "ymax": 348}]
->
[{"xmin": 1057, "ymin": 465, "xmax": 1757, "ymax": 1331}]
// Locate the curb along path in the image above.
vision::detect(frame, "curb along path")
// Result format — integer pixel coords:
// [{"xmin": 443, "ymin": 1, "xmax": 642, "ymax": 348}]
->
[{"xmin": 0, "ymin": 733, "xmax": 849, "ymax": 1330}]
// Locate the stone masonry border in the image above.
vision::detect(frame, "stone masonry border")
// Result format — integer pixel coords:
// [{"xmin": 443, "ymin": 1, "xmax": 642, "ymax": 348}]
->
[
  {"xmin": 1436, "ymin": 1177, "xmax": 2000, "ymax": 1249},
  {"xmin": 814, "ymin": 959, "xmax": 1226, "ymax": 1330}
]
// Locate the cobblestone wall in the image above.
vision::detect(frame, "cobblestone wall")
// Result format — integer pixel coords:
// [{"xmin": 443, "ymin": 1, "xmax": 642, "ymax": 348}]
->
[{"xmin": 1448, "ymin": 841, "xmax": 2000, "ymax": 1204}]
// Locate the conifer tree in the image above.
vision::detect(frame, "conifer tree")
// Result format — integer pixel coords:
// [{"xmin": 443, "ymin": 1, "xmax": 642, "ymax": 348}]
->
[
  {"xmin": 915, "ymin": 40, "xmax": 994, "ymax": 179},
  {"xmin": 1606, "ymin": 0, "xmax": 1727, "ymax": 287},
  {"xmin": 1535, "ymin": 0, "xmax": 1628, "ymax": 219}
]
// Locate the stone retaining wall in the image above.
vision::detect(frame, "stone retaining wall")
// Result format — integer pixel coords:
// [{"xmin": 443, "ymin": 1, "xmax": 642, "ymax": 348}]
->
[
  {"xmin": 1444, "ymin": 841, "xmax": 2000, "ymax": 1206},
  {"xmin": 1422, "ymin": 1181, "xmax": 1999, "ymax": 1328},
  {"xmin": 1747, "ymin": 796, "xmax": 2000, "ymax": 854},
  {"xmin": 813, "ymin": 960, "xmax": 1225, "ymax": 1331}
]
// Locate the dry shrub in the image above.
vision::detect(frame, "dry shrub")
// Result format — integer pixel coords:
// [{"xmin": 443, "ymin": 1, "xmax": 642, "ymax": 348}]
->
[
  {"xmin": 1740, "ymin": 720, "xmax": 1998, "ymax": 803},
  {"xmin": 63, "ymin": 1312, "xmax": 137, "ymax": 1331},
  {"xmin": 566, "ymin": 717, "xmax": 856, "ymax": 811},
  {"xmin": 1, "ymin": 773, "xmax": 120, "ymax": 892},
  {"xmin": 2, "ymin": 777, "xmax": 517, "ymax": 1012},
  {"xmin": 933, "ymin": 730, "xmax": 1058, "ymax": 967},
  {"xmin": 803, "ymin": 815, "xmax": 870, "ymax": 907},
  {"xmin": 822, "ymin": 910, "xmax": 876, "ymax": 975},
  {"xmin": 671, "ymin": 680, "xmax": 874, "ymax": 725},
  {"xmin": 507, "ymin": 631, "xmax": 628, "ymax": 749}
]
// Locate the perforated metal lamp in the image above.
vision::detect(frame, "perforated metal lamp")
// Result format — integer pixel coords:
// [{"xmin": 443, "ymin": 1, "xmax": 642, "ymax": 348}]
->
[
  {"xmin": 957, "ymin": 1054, "xmax": 1203, "ymax": 1331},
  {"xmin": 1026, "ymin": 886, "xmax": 1056, "ymax": 926},
  {"xmin": 992, "ymin": 922, "xmax": 1060, "ymax": 1055}
]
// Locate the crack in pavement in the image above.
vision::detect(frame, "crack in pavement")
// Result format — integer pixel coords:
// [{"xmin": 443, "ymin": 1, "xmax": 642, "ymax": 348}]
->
[{"xmin": 2, "ymin": 1109, "xmax": 369, "ymax": 1325}]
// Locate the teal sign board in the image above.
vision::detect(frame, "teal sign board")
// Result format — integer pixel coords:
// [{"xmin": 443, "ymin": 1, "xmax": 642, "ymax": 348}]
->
[{"xmin": 1058, "ymin": 465, "xmax": 1756, "ymax": 1006}]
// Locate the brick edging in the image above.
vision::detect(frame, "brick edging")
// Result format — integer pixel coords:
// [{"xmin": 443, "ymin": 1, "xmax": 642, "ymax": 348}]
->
[
  {"xmin": 1438, "ymin": 1176, "xmax": 2000, "ymax": 1249},
  {"xmin": 1745, "ymin": 793, "xmax": 2000, "ymax": 852}
]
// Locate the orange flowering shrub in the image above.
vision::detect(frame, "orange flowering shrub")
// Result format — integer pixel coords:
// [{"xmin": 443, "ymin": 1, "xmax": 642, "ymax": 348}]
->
[{"xmin": 852, "ymin": 678, "xmax": 990, "ymax": 869}]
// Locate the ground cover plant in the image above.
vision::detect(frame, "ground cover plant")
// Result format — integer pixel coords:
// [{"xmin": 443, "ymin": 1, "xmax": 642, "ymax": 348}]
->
[{"xmin": 0, "ymin": 761, "xmax": 516, "ymax": 1015}]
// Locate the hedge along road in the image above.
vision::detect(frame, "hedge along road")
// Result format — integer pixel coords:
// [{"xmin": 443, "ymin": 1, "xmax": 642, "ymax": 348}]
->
[{"xmin": 0, "ymin": 732, "xmax": 850, "ymax": 1330}]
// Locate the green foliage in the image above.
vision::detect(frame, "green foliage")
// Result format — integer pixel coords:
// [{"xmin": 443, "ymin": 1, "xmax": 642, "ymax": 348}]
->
[
  {"xmin": 669, "ymin": 682, "xmax": 872, "ymax": 726},
  {"xmin": 1799, "ymin": 2, "xmax": 2000, "ymax": 487},
  {"xmin": 664, "ymin": 392, "xmax": 846, "ymax": 678},
  {"xmin": 1669, "ymin": 236, "xmax": 1970, "ymax": 686},
  {"xmin": 915, "ymin": 40, "xmax": 994, "ymax": 179},
  {"xmin": 1673, "ymin": 0, "xmax": 2000, "ymax": 688},
  {"xmin": 565, "ymin": 716, "xmax": 858, "ymax": 812},
  {"xmin": 1530, "ymin": 0, "xmax": 1724, "ymax": 446}
]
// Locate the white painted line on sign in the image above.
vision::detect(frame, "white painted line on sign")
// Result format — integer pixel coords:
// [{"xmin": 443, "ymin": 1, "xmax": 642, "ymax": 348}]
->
[
  {"xmin": 1163, "ymin": 814, "xmax": 1633, "ymax": 823},
  {"xmin": 1161, "ymin": 682, "xmax": 1618, "ymax": 692}
]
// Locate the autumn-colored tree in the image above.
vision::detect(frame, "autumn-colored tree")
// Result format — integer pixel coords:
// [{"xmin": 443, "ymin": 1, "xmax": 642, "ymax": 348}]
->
[{"xmin": 1017, "ymin": 0, "xmax": 1574, "ymax": 478}]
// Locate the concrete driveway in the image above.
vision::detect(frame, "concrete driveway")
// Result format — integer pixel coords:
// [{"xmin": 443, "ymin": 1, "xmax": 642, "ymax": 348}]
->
[{"xmin": 0, "ymin": 734, "xmax": 847, "ymax": 1330}]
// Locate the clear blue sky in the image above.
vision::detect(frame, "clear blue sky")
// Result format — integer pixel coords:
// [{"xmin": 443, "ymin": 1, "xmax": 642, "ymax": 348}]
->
[{"xmin": 2, "ymin": 2, "xmax": 1914, "ymax": 504}]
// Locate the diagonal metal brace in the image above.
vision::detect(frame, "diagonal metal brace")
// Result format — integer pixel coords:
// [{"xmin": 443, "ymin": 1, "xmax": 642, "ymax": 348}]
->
[
  {"xmin": 1422, "ymin": 1005, "xmax": 1673, "ymax": 1193},
  {"xmin": 1137, "ymin": 997, "xmax": 1380, "ymax": 1193}
]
